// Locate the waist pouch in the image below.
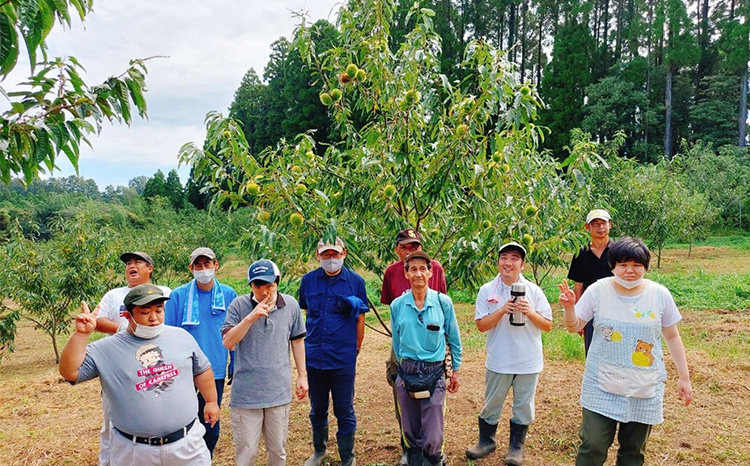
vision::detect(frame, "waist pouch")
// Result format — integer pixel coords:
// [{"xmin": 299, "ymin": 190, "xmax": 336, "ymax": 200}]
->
[{"xmin": 398, "ymin": 365, "xmax": 444, "ymax": 395}]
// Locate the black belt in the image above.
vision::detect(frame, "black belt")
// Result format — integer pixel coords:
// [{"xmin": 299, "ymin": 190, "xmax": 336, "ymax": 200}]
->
[{"xmin": 114, "ymin": 419, "xmax": 196, "ymax": 446}]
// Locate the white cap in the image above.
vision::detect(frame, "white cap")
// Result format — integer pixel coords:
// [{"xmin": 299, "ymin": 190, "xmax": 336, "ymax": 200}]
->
[{"xmin": 586, "ymin": 209, "xmax": 611, "ymax": 224}]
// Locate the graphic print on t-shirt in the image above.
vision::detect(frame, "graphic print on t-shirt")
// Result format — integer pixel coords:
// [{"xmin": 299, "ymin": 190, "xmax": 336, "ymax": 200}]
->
[{"xmin": 134, "ymin": 343, "xmax": 178, "ymax": 397}]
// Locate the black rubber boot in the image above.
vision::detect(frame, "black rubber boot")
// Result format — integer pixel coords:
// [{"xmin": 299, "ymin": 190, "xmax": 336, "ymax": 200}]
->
[
  {"xmin": 303, "ymin": 424, "xmax": 328, "ymax": 466},
  {"xmin": 505, "ymin": 421, "xmax": 529, "ymax": 466},
  {"xmin": 466, "ymin": 416, "xmax": 498, "ymax": 459},
  {"xmin": 406, "ymin": 447, "xmax": 422, "ymax": 466},
  {"xmin": 338, "ymin": 432, "xmax": 356, "ymax": 466},
  {"xmin": 423, "ymin": 452, "xmax": 444, "ymax": 466}
]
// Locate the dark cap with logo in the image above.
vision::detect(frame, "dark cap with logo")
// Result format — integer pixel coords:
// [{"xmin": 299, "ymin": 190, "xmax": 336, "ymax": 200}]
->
[
  {"xmin": 247, "ymin": 259, "xmax": 281, "ymax": 284},
  {"xmin": 124, "ymin": 284, "xmax": 169, "ymax": 309},
  {"xmin": 120, "ymin": 251, "xmax": 154, "ymax": 266},
  {"xmin": 395, "ymin": 228, "xmax": 422, "ymax": 245}
]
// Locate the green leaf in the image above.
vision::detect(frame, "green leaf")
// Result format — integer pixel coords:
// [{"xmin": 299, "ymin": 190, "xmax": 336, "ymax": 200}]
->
[
  {"xmin": 0, "ymin": 13, "xmax": 19, "ymax": 76},
  {"xmin": 50, "ymin": 0, "xmax": 71, "ymax": 26}
]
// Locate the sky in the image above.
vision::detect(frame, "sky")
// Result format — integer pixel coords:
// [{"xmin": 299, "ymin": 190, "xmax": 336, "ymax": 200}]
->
[{"xmin": 6, "ymin": 0, "xmax": 340, "ymax": 189}]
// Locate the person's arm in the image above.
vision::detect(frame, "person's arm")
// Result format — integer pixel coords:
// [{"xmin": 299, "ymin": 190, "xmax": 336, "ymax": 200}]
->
[
  {"xmin": 59, "ymin": 301, "xmax": 98, "ymax": 381},
  {"xmin": 94, "ymin": 315, "xmax": 120, "ymax": 334},
  {"xmin": 355, "ymin": 277, "xmax": 368, "ymax": 351},
  {"xmin": 558, "ymin": 280, "xmax": 587, "ymax": 333},
  {"xmin": 356, "ymin": 314, "xmax": 365, "ymax": 351},
  {"xmin": 194, "ymin": 368, "xmax": 219, "ymax": 427},
  {"xmin": 516, "ymin": 297, "xmax": 553, "ymax": 332},
  {"xmin": 476, "ymin": 300, "xmax": 513, "ymax": 332},
  {"xmin": 662, "ymin": 324, "xmax": 693, "ymax": 406},
  {"xmin": 380, "ymin": 267, "xmax": 393, "ymax": 305},
  {"xmin": 442, "ymin": 296, "xmax": 462, "ymax": 393},
  {"xmin": 434, "ymin": 263, "xmax": 448, "ymax": 294},
  {"xmin": 573, "ymin": 282, "xmax": 584, "ymax": 303},
  {"xmin": 390, "ymin": 302, "xmax": 400, "ymax": 359},
  {"xmin": 222, "ymin": 295, "xmax": 272, "ymax": 349},
  {"xmin": 290, "ymin": 337, "xmax": 308, "ymax": 400}
]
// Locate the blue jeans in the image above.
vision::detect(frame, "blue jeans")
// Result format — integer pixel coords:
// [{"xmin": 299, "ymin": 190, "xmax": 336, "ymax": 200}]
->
[
  {"xmin": 308, "ymin": 365, "xmax": 357, "ymax": 438},
  {"xmin": 198, "ymin": 378, "xmax": 225, "ymax": 455}
]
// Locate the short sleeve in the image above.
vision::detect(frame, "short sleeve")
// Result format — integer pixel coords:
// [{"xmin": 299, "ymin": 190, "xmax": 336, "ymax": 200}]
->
[
  {"xmin": 190, "ymin": 337, "xmax": 212, "ymax": 375},
  {"xmin": 432, "ymin": 262, "xmax": 448, "ymax": 294},
  {"xmin": 96, "ymin": 290, "xmax": 119, "ymax": 321},
  {"xmin": 163, "ymin": 289, "xmax": 182, "ymax": 326},
  {"xmin": 567, "ymin": 249, "xmax": 586, "ymax": 283},
  {"xmin": 298, "ymin": 276, "xmax": 308, "ymax": 310},
  {"xmin": 659, "ymin": 286, "xmax": 682, "ymax": 327},
  {"xmin": 380, "ymin": 268, "xmax": 393, "ymax": 305},
  {"xmin": 75, "ymin": 347, "xmax": 100, "ymax": 383},
  {"xmin": 474, "ymin": 283, "xmax": 494, "ymax": 320},
  {"xmin": 289, "ymin": 299, "xmax": 307, "ymax": 340},
  {"xmin": 575, "ymin": 282, "xmax": 599, "ymax": 323},
  {"xmin": 221, "ymin": 299, "xmax": 243, "ymax": 335}
]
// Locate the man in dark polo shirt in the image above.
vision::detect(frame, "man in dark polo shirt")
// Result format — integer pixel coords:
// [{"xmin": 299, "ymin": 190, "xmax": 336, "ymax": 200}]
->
[{"xmin": 567, "ymin": 209, "xmax": 614, "ymax": 355}]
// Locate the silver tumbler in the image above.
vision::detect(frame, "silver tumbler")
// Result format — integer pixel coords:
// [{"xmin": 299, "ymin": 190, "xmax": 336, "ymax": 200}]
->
[{"xmin": 509, "ymin": 282, "xmax": 526, "ymax": 326}]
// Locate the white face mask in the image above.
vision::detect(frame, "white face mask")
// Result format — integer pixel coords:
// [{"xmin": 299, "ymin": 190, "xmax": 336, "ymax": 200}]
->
[
  {"xmin": 613, "ymin": 275, "xmax": 643, "ymax": 289},
  {"xmin": 193, "ymin": 268, "xmax": 215, "ymax": 284},
  {"xmin": 320, "ymin": 257, "xmax": 344, "ymax": 274},
  {"xmin": 131, "ymin": 321, "xmax": 165, "ymax": 339}
]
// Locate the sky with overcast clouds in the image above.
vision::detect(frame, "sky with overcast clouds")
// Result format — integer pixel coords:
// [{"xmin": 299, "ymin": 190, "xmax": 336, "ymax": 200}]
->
[{"xmin": 6, "ymin": 0, "xmax": 340, "ymax": 189}]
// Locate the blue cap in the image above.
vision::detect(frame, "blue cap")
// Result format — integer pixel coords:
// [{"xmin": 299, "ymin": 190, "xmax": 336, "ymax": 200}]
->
[{"xmin": 247, "ymin": 259, "xmax": 281, "ymax": 284}]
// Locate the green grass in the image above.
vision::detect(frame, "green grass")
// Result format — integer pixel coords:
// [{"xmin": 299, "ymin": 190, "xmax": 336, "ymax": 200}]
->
[
  {"xmin": 543, "ymin": 329, "xmax": 585, "ymax": 361},
  {"xmin": 649, "ymin": 270, "xmax": 750, "ymax": 311},
  {"xmin": 668, "ymin": 229, "xmax": 750, "ymax": 250}
]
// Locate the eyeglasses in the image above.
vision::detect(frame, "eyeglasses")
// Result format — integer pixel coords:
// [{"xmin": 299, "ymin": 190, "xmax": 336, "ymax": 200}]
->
[{"xmin": 320, "ymin": 251, "xmax": 343, "ymax": 259}]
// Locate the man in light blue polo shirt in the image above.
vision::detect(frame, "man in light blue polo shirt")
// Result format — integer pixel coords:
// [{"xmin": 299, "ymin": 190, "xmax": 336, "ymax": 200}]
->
[
  {"xmin": 390, "ymin": 251, "xmax": 462, "ymax": 466},
  {"xmin": 299, "ymin": 236, "xmax": 369, "ymax": 466},
  {"xmin": 164, "ymin": 247, "xmax": 237, "ymax": 456}
]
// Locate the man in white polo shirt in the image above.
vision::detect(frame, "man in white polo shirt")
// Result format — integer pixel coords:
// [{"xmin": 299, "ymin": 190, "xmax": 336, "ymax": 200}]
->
[{"xmin": 466, "ymin": 241, "xmax": 552, "ymax": 465}]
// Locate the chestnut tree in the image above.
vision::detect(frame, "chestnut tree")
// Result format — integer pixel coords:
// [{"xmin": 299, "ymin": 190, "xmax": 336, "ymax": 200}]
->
[{"xmin": 180, "ymin": 0, "xmax": 603, "ymax": 292}]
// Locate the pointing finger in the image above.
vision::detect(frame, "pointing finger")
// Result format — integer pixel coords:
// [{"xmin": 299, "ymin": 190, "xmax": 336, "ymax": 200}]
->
[{"xmin": 81, "ymin": 301, "xmax": 91, "ymax": 314}]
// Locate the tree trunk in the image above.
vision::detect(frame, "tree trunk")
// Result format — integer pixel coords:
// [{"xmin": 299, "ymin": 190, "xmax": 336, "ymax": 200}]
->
[
  {"xmin": 537, "ymin": 9, "xmax": 543, "ymax": 86},
  {"xmin": 657, "ymin": 244, "xmax": 662, "ymax": 269},
  {"xmin": 51, "ymin": 328, "xmax": 60, "ymax": 364},
  {"xmin": 615, "ymin": 0, "xmax": 624, "ymax": 60},
  {"xmin": 664, "ymin": 65, "xmax": 674, "ymax": 159},
  {"xmin": 520, "ymin": 0, "xmax": 528, "ymax": 80},
  {"xmin": 509, "ymin": 0, "xmax": 517, "ymax": 64},
  {"xmin": 740, "ymin": 63, "xmax": 748, "ymax": 147}
]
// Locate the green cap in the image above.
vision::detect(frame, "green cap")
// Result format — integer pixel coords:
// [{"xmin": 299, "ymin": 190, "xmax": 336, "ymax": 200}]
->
[{"xmin": 124, "ymin": 284, "xmax": 169, "ymax": 309}]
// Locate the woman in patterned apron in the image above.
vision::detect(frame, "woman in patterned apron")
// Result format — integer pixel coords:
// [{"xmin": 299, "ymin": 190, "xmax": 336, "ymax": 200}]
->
[{"xmin": 559, "ymin": 237, "xmax": 693, "ymax": 466}]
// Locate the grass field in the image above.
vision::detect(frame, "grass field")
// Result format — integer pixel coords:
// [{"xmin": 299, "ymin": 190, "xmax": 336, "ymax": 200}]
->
[{"xmin": 1, "ymin": 238, "xmax": 749, "ymax": 465}]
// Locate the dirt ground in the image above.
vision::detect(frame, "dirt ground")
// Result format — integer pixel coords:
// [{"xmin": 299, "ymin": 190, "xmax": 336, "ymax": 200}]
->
[{"xmin": 2, "ymin": 303, "xmax": 749, "ymax": 466}]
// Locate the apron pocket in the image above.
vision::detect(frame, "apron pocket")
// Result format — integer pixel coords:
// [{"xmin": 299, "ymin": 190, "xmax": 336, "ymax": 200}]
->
[{"xmin": 597, "ymin": 362, "xmax": 658, "ymax": 398}]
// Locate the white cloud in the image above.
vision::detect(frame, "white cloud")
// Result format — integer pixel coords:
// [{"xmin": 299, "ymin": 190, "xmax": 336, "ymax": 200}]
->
[{"xmin": 6, "ymin": 0, "xmax": 341, "ymax": 188}]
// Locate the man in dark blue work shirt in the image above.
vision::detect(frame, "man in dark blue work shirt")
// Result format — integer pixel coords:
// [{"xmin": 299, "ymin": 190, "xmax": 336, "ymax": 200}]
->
[{"xmin": 298, "ymin": 236, "xmax": 369, "ymax": 466}]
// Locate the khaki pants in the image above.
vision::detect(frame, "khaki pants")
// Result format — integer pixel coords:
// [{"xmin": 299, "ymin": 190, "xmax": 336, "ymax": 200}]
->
[
  {"xmin": 109, "ymin": 420, "xmax": 209, "ymax": 466},
  {"xmin": 231, "ymin": 404, "xmax": 290, "ymax": 466}
]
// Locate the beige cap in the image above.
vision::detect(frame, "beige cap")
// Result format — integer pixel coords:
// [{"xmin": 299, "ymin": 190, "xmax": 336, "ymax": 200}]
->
[
  {"xmin": 586, "ymin": 209, "xmax": 611, "ymax": 224},
  {"xmin": 190, "ymin": 247, "xmax": 216, "ymax": 264},
  {"xmin": 317, "ymin": 237, "xmax": 345, "ymax": 254}
]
